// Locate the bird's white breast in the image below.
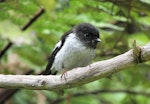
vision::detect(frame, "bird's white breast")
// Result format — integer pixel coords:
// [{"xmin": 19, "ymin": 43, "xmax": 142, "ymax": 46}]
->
[{"xmin": 52, "ymin": 33, "xmax": 95, "ymax": 71}]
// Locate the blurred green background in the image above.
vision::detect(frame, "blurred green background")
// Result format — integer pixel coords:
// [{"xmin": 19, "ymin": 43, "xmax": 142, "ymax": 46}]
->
[{"xmin": 0, "ymin": 0, "xmax": 150, "ymax": 104}]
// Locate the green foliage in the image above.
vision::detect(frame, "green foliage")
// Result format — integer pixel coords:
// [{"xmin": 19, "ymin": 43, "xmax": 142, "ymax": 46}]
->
[{"xmin": 0, "ymin": 0, "xmax": 150, "ymax": 104}]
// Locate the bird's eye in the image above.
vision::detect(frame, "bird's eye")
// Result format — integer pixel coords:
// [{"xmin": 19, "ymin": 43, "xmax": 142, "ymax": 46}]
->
[{"xmin": 84, "ymin": 33, "xmax": 89, "ymax": 37}]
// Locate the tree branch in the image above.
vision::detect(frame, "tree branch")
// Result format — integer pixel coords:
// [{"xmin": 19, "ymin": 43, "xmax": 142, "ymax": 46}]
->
[
  {"xmin": 51, "ymin": 89, "xmax": 150, "ymax": 104},
  {"xmin": 0, "ymin": 70, "xmax": 34, "ymax": 104},
  {"xmin": 0, "ymin": 42, "xmax": 150, "ymax": 91}
]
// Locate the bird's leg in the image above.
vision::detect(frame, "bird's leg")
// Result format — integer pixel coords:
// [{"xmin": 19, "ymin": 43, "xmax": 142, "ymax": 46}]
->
[
  {"xmin": 88, "ymin": 64, "xmax": 91, "ymax": 67},
  {"xmin": 61, "ymin": 69, "xmax": 68, "ymax": 80}
]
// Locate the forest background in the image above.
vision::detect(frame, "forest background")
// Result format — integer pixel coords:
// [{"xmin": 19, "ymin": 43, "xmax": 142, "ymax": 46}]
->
[{"xmin": 0, "ymin": 0, "xmax": 150, "ymax": 104}]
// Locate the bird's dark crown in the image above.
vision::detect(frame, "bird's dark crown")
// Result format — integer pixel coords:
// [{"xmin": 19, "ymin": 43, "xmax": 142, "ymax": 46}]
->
[
  {"xmin": 74, "ymin": 23, "xmax": 99, "ymax": 38},
  {"xmin": 74, "ymin": 23, "xmax": 100, "ymax": 48}
]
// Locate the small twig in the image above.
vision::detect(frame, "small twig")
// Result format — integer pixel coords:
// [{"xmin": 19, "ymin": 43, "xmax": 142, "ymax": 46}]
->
[
  {"xmin": 0, "ymin": 41, "xmax": 13, "ymax": 59},
  {"xmin": 110, "ymin": 3, "xmax": 115, "ymax": 15},
  {"xmin": 21, "ymin": 8, "xmax": 45, "ymax": 31},
  {"xmin": 111, "ymin": 0, "xmax": 132, "ymax": 51},
  {"xmin": 51, "ymin": 89, "xmax": 150, "ymax": 104}
]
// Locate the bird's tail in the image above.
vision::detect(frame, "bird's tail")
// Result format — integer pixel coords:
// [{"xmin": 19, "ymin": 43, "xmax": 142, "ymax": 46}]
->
[
  {"xmin": 43, "ymin": 50, "xmax": 59, "ymax": 75},
  {"xmin": 42, "ymin": 59, "xmax": 57, "ymax": 75},
  {"xmin": 43, "ymin": 63, "xmax": 52, "ymax": 75}
]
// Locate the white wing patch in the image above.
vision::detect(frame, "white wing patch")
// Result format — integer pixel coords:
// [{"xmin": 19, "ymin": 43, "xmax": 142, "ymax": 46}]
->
[{"xmin": 52, "ymin": 41, "xmax": 62, "ymax": 52}]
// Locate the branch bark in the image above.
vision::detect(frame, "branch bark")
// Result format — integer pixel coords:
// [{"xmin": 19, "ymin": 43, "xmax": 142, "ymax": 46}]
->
[
  {"xmin": 0, "ymin": 42, "xmax": 150, "ymax": 91},
  {"xmin": 0, "ymin": 70, "xmax": 34, "ymax": 104}
]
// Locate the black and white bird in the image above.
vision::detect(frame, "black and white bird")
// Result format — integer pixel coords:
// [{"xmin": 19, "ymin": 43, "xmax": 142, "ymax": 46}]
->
[{"xmin": 44, "ymin": 23, "xmax": 101, "ymax": 78}]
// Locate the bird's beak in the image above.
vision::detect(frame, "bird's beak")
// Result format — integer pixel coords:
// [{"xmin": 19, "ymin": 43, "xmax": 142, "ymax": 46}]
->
[{"xmin": 95, "ymin": 38, "xmax": 101, "ymax": 42}]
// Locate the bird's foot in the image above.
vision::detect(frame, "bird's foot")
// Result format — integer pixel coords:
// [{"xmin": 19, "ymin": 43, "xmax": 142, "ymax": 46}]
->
[{"xmin": 61, "ymin": 69, "xmax": 68, "ymax": 80}]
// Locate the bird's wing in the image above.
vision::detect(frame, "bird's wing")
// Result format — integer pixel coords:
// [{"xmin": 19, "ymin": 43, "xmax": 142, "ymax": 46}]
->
[
  {"xmin": 44, "ymin": 41, "xmax": 62, "ymax": 75},
  {"xmin": 43, "ymin": 29, "xmax": 73, "ymax": 75}
]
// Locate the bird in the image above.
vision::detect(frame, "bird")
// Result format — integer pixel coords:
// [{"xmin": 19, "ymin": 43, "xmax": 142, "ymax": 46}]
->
[{"xmin": 43, "ymin": 23, "xmax": 101, "ymax": 79}]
